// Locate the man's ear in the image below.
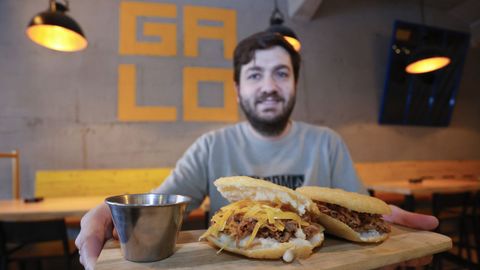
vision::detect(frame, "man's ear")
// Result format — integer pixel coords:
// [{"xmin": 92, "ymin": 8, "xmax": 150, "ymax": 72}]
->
[{"xmin": 234, "ymin": 83, "xmax": 240, "ymax": 103}]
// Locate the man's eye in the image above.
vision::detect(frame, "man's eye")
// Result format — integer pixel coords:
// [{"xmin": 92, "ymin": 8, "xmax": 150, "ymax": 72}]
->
[
  {"xmin": 276, "ymin": 71, "xmax": 289, "ymax": 78},
  {"xmin": 247, "ymin": 73, "xmax": 261, "ymax": 80}
]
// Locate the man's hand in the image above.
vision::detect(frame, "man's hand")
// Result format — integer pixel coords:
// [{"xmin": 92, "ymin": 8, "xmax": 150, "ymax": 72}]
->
[
  {"xmin": 75, "ymin": 204, "xmax": 114, "ymax": 270},
  {"xmin": 380, "ymin": 205, "xmax": 439, "ymax": 269},
  {"xmin": 383, "ymin": 205, "xmax": 439, "ymax": 230}
]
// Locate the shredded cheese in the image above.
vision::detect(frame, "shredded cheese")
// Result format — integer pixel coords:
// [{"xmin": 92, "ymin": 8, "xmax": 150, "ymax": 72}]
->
[{"xmin": 200, "ymin": 199, "xmax": 310, "ymax": 248}]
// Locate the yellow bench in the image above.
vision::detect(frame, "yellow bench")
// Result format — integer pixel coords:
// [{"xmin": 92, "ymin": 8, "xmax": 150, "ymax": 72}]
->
[
  {"xmin": 35, "ymin": 160, "xmax": 479, "ymax": 222},
  {"xmin": 35, "ymin": 168, "xmax": 171, "ymax": 198},
  {"xmin": 36, "ymin": 160, "xmax": 480, "ymax": 199},
  {"xmin": 35, "ymin": 168, "xmax": 207, "ymax": 229}
]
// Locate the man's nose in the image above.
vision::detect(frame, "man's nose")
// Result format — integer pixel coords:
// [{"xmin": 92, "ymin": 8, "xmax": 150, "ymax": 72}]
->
[{"xmin": 261, "ymin": 75, "xmax": 278, "ymax": 93}]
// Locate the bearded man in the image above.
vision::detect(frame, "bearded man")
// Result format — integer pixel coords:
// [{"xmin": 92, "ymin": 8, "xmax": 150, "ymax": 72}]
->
[{"xmin": 75, "ymin": 32, "xmax": 438, "ymax": 270}]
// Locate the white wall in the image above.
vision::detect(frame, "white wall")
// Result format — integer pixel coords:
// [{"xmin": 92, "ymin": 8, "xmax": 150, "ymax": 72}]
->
[{"xmin": 1, "ymin": 0, "xmax": 479, "ymax": 199}]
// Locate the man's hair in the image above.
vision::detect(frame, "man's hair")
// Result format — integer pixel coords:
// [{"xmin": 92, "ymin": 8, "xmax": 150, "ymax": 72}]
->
[{"xmin": 233, "ymin": 31, "xmax": 301, "ymax": 85}]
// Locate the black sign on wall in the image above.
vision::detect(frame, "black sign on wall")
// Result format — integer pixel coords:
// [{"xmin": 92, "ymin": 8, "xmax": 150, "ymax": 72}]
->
[{"xmin": 379, "ymin": 20, "xmax": 470, "ymax": 127}]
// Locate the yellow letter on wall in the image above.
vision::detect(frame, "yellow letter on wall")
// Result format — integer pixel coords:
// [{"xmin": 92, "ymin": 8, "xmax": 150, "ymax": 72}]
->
[
  {"xmin": 184, "ymin": 6, "xmax": 236, "ymax": 59},
  {"xmin": 183, "ymin": 67, "xmax": 238, "ymax": 122},
  {"xmin": 119, "ymin": 2, "xmax": 177, "ymax": 56},
  {"xmin": 118, "ymin": 64, "xmax": 177, "ymax": 121}
]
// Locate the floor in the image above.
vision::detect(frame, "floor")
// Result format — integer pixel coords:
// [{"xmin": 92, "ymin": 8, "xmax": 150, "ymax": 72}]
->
[{"xmin": 6, "ymin": 258, "xmax": 83, "ymax": 270}]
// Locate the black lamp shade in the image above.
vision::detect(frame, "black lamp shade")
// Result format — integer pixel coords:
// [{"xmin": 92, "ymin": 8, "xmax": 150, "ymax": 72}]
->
[
  {"xmin": 266, "ymin": 24, "xmax": 301, "ymax": 51},
  {"xmin": 26, "ymin": 8, "xmax": 87, "ymax": 52}
]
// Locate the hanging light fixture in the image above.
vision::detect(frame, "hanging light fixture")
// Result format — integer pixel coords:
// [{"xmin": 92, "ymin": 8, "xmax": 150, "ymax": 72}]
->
[
  {"xmin": 405, "ymin": 0, "xmax": 450, "ymax": 74},
  {"xmin": 405, "ymin": 49, "xmax": 450, "ymax": 74},
  {"xmin": 266, "ymin": 0, "xmax": 301, "ymax": 51},
  {"xmin": 26, "ymin": 0, "xmax": 88, "ymax": 52}
]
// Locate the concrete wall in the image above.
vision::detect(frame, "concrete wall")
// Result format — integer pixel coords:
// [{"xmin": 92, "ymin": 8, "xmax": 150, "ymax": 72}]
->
[{"xmin": 1, "ymin": 0, "xmax": 479, "ymax": 199}]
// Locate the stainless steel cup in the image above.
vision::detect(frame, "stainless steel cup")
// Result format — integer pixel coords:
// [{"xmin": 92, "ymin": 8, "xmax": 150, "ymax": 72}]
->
[{"xmin": 105, "ymin": 193, "xmax": 191, "ymax": 262}]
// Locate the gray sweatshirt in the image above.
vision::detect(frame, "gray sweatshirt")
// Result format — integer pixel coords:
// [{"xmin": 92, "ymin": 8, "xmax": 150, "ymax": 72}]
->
[{"xmin": 153, "ymin": 121, "xmax": 366, "ymax": 217}]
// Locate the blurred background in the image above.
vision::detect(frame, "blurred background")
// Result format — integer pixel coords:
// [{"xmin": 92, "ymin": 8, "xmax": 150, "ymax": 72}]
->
[{"xmin": 1, "ymin": 0, "xmax": 478, "ymax": 200}]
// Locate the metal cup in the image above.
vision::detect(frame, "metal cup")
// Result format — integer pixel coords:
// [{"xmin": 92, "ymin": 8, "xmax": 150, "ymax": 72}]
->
[{"xmin": 105, "ymin": 193, "xmax": 191, "ymax": 262}]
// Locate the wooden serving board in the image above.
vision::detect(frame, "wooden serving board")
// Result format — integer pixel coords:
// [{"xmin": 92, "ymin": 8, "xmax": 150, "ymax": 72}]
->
[{"xmin": 96, "ymin": 225, "xmax": 451, "ymax": 270}]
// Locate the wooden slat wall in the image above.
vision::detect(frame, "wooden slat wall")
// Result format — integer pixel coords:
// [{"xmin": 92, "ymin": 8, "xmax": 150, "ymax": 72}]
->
[
  {"xmin": 35, "ymin": 160, "xmax": 480, "ymax": 198},
  {"xmin": 35, "ymin": 168, "xmax": 171, "ymax": 197},
  {"xmin": 355, "ymin": 160, "xmax": 480, "ymax": 184}
]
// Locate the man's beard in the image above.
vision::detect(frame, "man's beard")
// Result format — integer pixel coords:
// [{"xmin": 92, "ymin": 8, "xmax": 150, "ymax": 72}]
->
[{"xmin": 239, "ymin": 92, "xmax": 295, "ymax": 137}]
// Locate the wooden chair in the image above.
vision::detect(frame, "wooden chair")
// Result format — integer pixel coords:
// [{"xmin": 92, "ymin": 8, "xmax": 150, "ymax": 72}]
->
[
  {"xmin": 0, "ymin": 219, "xmax": 78, "ymax": 270},
  {"xmin": 469, "ymin": 191, "xmax": 480, "ymax": 268},
  {"xmin": 431, "ymin": 191, "xmax": 473, "ymax": 269},
  {"xmin": 454, "ymin": 191, "xmax": 480, "ymax": 269},
  {"xmin": 0, "ymin": 150, "xmax": 20, "ymax": 199}
]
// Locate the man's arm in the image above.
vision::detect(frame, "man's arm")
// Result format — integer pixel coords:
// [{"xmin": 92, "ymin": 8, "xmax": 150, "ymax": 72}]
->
[
  {"xmin": 327, "ymin": 131, "xmax": 367, "ymax": 194},
  {"xmin": 152, "ymin": 133, "xmax": 211, "ymax": 213},
  {"xmin": 75, "ymin": 204, "xmax": 113, "ymax": 270},
  {"xmin": 75, "ymin": 134, "xmax": 212, "ymax": 269}
]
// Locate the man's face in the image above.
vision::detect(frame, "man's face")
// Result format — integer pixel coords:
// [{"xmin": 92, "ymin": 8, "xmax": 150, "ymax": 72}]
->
[{"xmin": 236, "ymin": 46, "xmax": 296, "ymax": 136}]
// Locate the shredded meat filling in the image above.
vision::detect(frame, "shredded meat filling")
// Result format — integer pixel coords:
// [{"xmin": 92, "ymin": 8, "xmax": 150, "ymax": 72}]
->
[
  {"xmin": 219, "ymin": 212, "xmax": 321, "ymax": 245},
  {"xmin": 315, "ymin": 201, "xmax": 390, "ymax": 233}
]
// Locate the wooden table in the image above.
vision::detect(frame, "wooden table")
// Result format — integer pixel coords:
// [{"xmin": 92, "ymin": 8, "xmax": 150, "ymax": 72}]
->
[
  {"xmin": 0, "ymin": 196, "xmax": 105, "ymax": 221},
  {"xmin": 366, "ymin": 179, "xmax": 480, "ymax": 211},
  {"xmin": 96, "ymin": 225, "xmax": 451, "ymax": 270}
]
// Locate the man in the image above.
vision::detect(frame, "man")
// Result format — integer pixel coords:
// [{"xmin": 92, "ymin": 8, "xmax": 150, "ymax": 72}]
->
[
  {"xmin": 75, "ymin": 32, "xmax": 438, "ymax": 269},
  {"xmin": 152, "ymin": 32, "xmax": 365, "ymax": 217}
]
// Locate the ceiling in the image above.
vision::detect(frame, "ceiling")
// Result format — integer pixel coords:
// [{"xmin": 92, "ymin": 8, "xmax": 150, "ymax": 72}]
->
[
  {"xmin": 426, "ymin": 0, "xmax": 480, "ymax": 25},
  {"xmin": 287, "ymin": 0, "xmax": 480, "ymax": 47}
]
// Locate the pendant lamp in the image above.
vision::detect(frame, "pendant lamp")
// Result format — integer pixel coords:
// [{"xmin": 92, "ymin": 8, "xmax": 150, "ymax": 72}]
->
[
  {"xmin": 266, "ymin": 0, "xmax": 301, "ymax": 51},
  {"xmin": 405, "ymin": 0, "xmax": 450, "ymax": 74},
  {"xmin": 405, "ymin": 48, "xmax": 450, "ymax": 74},
  {"xmin": 26, "ymin": 0, "xmax": 88, "ymax": 52}
]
